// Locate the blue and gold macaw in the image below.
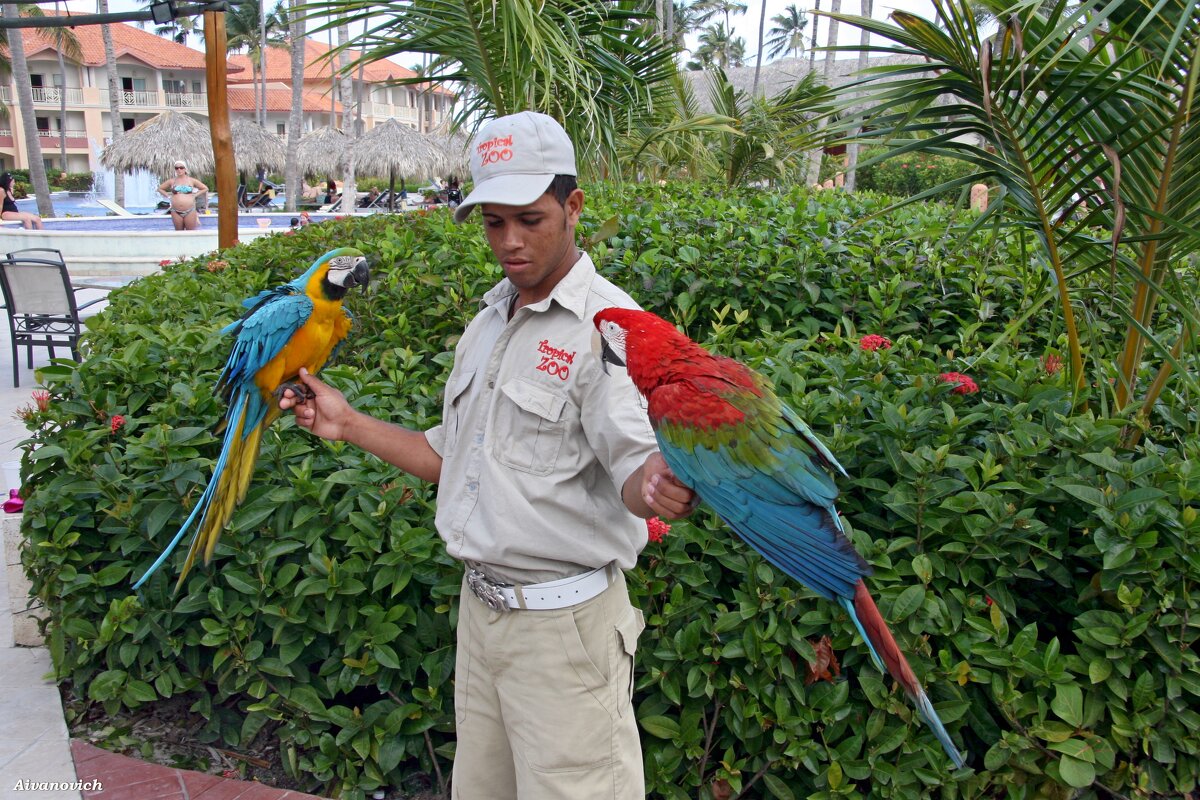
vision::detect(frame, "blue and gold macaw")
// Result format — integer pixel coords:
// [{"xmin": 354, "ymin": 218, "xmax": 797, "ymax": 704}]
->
[{"xmin": 133, "ymin": 248, "xmax": 370, "ymax": 591}]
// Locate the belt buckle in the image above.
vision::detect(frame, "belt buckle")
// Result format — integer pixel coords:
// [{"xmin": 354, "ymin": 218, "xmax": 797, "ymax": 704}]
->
[{"xmin": 467, "ymin": 568, "xmax": 511, "ymax": 613}]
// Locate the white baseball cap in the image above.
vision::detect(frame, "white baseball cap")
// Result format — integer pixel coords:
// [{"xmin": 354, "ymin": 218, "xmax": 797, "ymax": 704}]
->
[{"xmin": 453, "ymin": 111, "xmax": 577, "ymax": 223}]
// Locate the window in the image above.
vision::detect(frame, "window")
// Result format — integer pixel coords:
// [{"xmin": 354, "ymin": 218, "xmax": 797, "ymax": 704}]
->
[
  {"xmin": 52, "ymin": 74, "xmax": 64, "ymax": 88},
  {"xmin": 192, "ymin": 81, "xmax": 202, "ymax": 94},
  {"xmin": 36, "ymin": 117, "xmax": 50, "ymax": 132},
  {"xmin": 164, "ymin": 79, "xmax": 186, "ymax": 94},
  {"xmin": 30, "ymin": 74, "xmax": 44, "ymax": 88},
  {"xmin": 122, "ymin": 118, "xmax": 135, "ymax": 131},
  {"xmin": 277, "ymin": 123, "xmax": 286, "ymax": 135}
]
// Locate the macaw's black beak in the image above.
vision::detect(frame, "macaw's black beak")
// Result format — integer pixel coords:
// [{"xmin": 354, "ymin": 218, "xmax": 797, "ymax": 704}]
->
[
  {"xmin": 347, "ymin": 257, "xmax": 370, "ymax": 292},
  {"xmin": 599, "ymin": 336, "xmax": 624, "ymax": 374}
]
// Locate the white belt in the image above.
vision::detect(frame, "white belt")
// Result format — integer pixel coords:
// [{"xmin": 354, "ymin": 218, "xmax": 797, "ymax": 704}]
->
[{"xmin": 467, "ymin": 564, "xmax": 613, "ymax": 612}]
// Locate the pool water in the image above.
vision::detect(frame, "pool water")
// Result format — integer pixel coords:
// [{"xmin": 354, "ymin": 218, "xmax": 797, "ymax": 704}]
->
[
  {"xmin": 15, "ymin": 192, "xmax": 284, "ymax": 218},
  {"xmin": 33, "ymin": 213, "xmax": 337, "ymax": 231}
]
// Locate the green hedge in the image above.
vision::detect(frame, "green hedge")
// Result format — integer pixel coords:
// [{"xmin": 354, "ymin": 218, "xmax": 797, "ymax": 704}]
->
[{"xmin": 17, "ymin": 186, "xmax": 1200, "ymax": 799}]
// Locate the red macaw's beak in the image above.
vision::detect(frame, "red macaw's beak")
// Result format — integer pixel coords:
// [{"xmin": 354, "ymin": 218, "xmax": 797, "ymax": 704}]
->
[{"xmin": 591, "ymin": 327, "xmax": 625, "ymax": 374}]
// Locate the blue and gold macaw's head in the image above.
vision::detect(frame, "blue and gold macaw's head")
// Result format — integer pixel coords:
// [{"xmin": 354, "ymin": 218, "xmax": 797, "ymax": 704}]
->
[{"xmin": 294, "ymin": 247, "xmax": 371, "ymax": 300}]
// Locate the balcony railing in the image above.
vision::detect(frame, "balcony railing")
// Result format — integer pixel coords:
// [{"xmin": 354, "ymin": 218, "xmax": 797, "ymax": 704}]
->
[
  {"xmin": 166, "ymin": 92, "xmax": 207, "ymax": 108},
  {"xmin": 31, "ymin": 86, "xmax": 84, "ymax": 105}
]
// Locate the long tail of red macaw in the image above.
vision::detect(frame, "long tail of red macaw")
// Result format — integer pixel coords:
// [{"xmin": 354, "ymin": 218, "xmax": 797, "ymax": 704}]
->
[
  {"xmin": 840, "ymin": 580, "xmax": 966, "ymax": 768},
  {"xmin": 132, "ymin": 389, "xmax": 276, "ymax": 592}
]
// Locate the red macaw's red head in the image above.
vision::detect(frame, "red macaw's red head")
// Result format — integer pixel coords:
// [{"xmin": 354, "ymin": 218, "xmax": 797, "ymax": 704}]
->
[{"xmin": 593, "ymin": 307, "xmax": 705, "ymax": 393}]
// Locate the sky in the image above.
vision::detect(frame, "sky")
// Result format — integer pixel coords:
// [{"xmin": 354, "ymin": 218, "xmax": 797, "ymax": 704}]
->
[{"xmin": 59, "ymin": 0, "xmax": 939, "ymax": 64}]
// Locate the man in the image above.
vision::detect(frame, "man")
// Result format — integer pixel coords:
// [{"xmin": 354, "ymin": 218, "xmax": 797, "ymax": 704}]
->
[{"xmin": 279, "ymin": 111, "xmax": 695, "ymax": 799}]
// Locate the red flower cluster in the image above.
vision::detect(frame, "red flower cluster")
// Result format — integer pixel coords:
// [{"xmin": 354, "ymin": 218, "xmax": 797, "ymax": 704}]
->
[
  {"xmin": 646, "ymin": 517, "xmax": 671, "ymax": 543},
  {"xmin": 31, "ymin": 390, "xmax": 50, "ymax": 412},
  {"xmin": 110, "ymin": 414, "xmax": 125, "ymax": 433},
  {"xmin": 859, "ymin": 334, "xmax": 892, "ymax": 352},
  {"xmin": 938, "ymin": 371, "xmax": 979, "ymax": 395},
  {"xmin": 1042, "ymin": 354, "xmax": 1063, "ymax": 375},
  {"xmin": 159, "ymin": 259, "xmax": 172, "ymax": 267}
]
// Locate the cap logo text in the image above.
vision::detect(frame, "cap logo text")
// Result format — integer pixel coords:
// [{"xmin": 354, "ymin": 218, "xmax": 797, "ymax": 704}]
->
[{"xmin": 477, "ymin": 135, "xmax": 514, "ymax": 166}]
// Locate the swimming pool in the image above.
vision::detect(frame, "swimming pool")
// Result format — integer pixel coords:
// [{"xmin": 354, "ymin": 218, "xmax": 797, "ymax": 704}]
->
[
  {"xmin": 15, "ymin": 192, "xmax": 284, "ymax": 217},
  {"xmin": 0, "ymin": 212, "xmax": 336, "ymax": 276}
]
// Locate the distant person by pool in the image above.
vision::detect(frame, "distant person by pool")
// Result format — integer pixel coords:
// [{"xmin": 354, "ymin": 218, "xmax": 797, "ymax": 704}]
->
[
  {"xmin": 158, "ymin": 160, "xmax": 208, "ymax": 231},
  {"xmin": 0, "ymin": 173, "xmax": 43, "ymax": 230}
]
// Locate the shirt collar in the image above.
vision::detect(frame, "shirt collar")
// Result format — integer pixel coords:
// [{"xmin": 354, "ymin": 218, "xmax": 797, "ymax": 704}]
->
[{"xmin": 481, "ymin": 252, "xmax": 596, "ymax": 321}]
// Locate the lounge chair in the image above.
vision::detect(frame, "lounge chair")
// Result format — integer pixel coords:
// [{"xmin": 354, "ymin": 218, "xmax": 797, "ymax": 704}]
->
[{"xmin": 95, "ymin": 198, "xmax": 136, "ymax": 217}]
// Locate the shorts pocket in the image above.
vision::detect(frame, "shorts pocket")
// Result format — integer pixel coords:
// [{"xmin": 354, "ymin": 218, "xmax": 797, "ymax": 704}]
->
[{"xmin": 614, "ymin": 608, "xmax": 645, "ymax": 716}]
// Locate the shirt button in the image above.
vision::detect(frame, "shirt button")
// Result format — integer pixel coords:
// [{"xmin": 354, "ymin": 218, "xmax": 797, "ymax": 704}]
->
[{"xmin": 487, "ymin": 380, "xmax": 495, "ymax": 388}]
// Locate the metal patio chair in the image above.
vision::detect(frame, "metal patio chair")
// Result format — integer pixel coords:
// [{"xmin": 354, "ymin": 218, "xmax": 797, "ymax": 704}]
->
[{"xmin": 0, "ymin": 253, "xmax": 105, "ymax": 387}]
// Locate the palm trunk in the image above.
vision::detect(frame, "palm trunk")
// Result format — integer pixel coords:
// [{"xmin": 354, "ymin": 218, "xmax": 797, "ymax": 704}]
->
[
  {"xmin": 805, "ymin": 0, "xmax": 840, "ymax": 186},
  {"xmin": 55, "ymin": 7, "xmax": 68, "ymax": 173},
  {"xmin": 844, "ymin": 0, "xmax": 871, "ymax": 192},
  {"xmin": 283, "ymin": 0, "xmax": 304, "ymax": 212},
  {"xmin": 809, "ymin": 0, "xmax": 820, "ymax": 66},
  {"xmin": 258, "ymin": 0, "xmax": 267, "ymax": 127},
  {"xmin": 337, "ymin": 19, "xmax": 356, "ymax": 210},
  {"xmin": 4, "ymin": 6, "xmax": 53, "ymax": 216},
  {"xmin": 99, "ymin": 0, "xmax": 125, "ymax": 205},
  {"xmin": 752, "ymin": 0, "xmax": 768, "ymax": 96}
]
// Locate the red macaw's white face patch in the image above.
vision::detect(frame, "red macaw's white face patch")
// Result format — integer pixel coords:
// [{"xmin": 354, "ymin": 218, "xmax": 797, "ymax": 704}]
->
[{"xmin": 534, "ymin": 338, "xmax": 575, "ymax": 381}]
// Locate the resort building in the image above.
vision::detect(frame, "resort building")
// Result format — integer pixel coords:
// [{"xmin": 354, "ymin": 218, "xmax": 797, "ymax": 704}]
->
[{"xmin": 0, "ymin": 14, "xmax": 453, "ymax": 174}]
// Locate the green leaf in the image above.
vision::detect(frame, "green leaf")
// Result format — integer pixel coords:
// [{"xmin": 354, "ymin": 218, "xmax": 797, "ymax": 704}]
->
[
  {"xmin": 891, "ymin": 584, "xmax": 926, "ymax": 621},
  {"xmin": 762, "ymin": 773, "xmax": 796, "ymax": 800},
  {"xmin": 639, "ymin": 715, "xmax": 680, "ymax": 739},
  {"xmin": 1051, "ymin": 683, "xmax": 1084, "ymax": 727},
  {"xmin": 1057, "ymin": 754, "xmax": 1096, "ymax": 788}
]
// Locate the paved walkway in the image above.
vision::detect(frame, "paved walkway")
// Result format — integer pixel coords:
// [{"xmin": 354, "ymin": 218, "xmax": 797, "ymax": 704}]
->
[{"xmin": 0, "ymin": 286, "xmax": 330, "ymax": 800}]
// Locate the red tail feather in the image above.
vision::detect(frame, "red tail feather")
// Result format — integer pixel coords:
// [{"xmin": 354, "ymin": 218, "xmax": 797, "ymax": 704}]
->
[{"xmin": 853, "ymin": 579, "xmax": 921, "ymax": 695}]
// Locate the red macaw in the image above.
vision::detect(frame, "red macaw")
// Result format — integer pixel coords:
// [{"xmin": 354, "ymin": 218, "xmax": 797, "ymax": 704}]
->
[
  {"xmin": 594, "ymin": 307, "xmax": 965, "ymax": 769},
  {"xmin": 133, "ymin": 248, "xmax": 370, "ymax": 591}
]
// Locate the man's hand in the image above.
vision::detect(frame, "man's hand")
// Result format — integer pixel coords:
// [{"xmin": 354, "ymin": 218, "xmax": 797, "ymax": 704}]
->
[
  {"xmin": 278, "ymin": 367, "xmax": 355, "ymax": 441},
  {"xmin": 638, "ymin": 451, "xmax": 698, "ymax": 520}
]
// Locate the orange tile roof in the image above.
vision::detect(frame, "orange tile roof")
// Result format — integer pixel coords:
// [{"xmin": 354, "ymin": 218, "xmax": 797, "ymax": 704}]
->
[
  {"xmin": 227, "ymin": 85, "xmax": 341, "ymax": 114},
  {"xmin": 16, "ymin": 11, "xmax": 237, "ymax": 73},
  {"xmin": 228, "ymin": 38, "xmax": 452, "ymax": 95}
]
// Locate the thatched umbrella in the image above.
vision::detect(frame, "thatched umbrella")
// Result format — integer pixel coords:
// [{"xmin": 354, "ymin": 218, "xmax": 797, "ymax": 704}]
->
[
  {"xmin": 296, "ymin": 126, "xmax": 351, "ymax": 186},
  {"xmin": 435, "ymin": 131, "xmax": 470, "ymax": 180},
  {"xmin": 352, "ymin": 119, "xmax": 447, "ymax": 211},
  {"xmin": 99, "ymin": 110, "xmax": 214, "ymax": 176},
  {"xmin": 231, "ymin": 117, "xmax": 286, "ymax": 173}
]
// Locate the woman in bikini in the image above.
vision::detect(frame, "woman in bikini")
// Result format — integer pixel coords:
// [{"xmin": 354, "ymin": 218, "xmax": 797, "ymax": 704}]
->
[
  {"xmin": 157, "ymin": 160, "xmax": 208, "ymax": 231},
  {"xmin": 0, "ymin": 173, "xmax": 44, "ymax": 230}
]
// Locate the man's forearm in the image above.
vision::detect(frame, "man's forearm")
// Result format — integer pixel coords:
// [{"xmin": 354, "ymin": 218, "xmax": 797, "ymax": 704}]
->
[{"xmin": 342, "ymin": 410, "xmax": 443, "ymax": 484}]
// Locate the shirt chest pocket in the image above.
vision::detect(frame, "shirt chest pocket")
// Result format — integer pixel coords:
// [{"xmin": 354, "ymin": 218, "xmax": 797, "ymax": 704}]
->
[
  {"xmin": 494, "ymin": 377, "xmax": 569, "ymax": 476},
  {"xmin": 443, "ymin": 369, "xmax": 475, "ymax": 453}
]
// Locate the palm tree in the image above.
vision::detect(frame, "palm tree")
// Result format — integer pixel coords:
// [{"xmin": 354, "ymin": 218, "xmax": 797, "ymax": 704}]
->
[
  {"xmin": 52, "ymin": 4, "xmax": 84, "ymax": 174},
  {"xmin": 752, "ymin": 0, "xmax": 768, "ymax": 96},
  {"xmin": 223, "ymin": 0, "xmax": 288, "ymax": 126},
  {"xmin": 2, "ymin": 6, "xmax": 52, "ymax": 215},
  {"xmin": 336, "ymin": 16, "xmax": 356, "ymax": 207},
  {"xmin": 804, "ymin": 0, "xmax": 840, "ymax": 185},
  {"xmin": 690, "ymin": 21, "xmax": 747, "ymax": 69},
  {"xmin": 707, "ymin": 67, "xmax": 831, "ymax": 185},
  {"xmin": 765, "ymin": 5, "xmax": 808, "ymax": 59},
  {"xmin": 283, "ymin": 0, "xmax": 304, "ymax": 212},
  {"xmin": 304, "ymin": 0, "xmax": 678, "ymax": 180},
  {"xmin": 832, "ymin": 0, "xmax": 1199, "ymax": 436},
  {"xmin": 99, "ymin": 0, "xmax": 125, "ymax": 205},
  {"xmin": 842, "ymin": 0, "xmax": 870, "ymax": 192},
  {"xmin": 134, "ymin": 0, "xmax": 201, "ymax": 43},
  {"xmin": 693, "ymin": 0, "xmax": 748, "ymax": 30}
]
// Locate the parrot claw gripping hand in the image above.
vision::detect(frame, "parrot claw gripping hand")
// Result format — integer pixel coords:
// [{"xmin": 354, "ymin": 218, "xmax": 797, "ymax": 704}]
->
[
  {"xmin": 593, "ymin": 308, "xmax": 966, "ymax": 769},
  {"xmin": 133, "ymin": 248, "xmax": 370, "ymax": 592}
]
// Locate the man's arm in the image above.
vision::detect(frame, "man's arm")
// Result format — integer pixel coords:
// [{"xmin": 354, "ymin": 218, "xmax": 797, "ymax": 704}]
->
[{"xmin": 279, "ymin": 368, "xmax": 443, "ymax": 484}]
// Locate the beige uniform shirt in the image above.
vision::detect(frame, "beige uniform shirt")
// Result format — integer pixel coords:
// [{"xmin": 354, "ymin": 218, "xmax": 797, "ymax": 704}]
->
[{"xmin": 424, "ymin": 253, "xmax": 658, "ymax": 585}]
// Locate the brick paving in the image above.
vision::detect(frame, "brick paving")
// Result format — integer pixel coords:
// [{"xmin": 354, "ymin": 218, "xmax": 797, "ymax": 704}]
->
[{"xmin": 72, "ymin": 740, "xmax": 330, "ymax": 800}]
